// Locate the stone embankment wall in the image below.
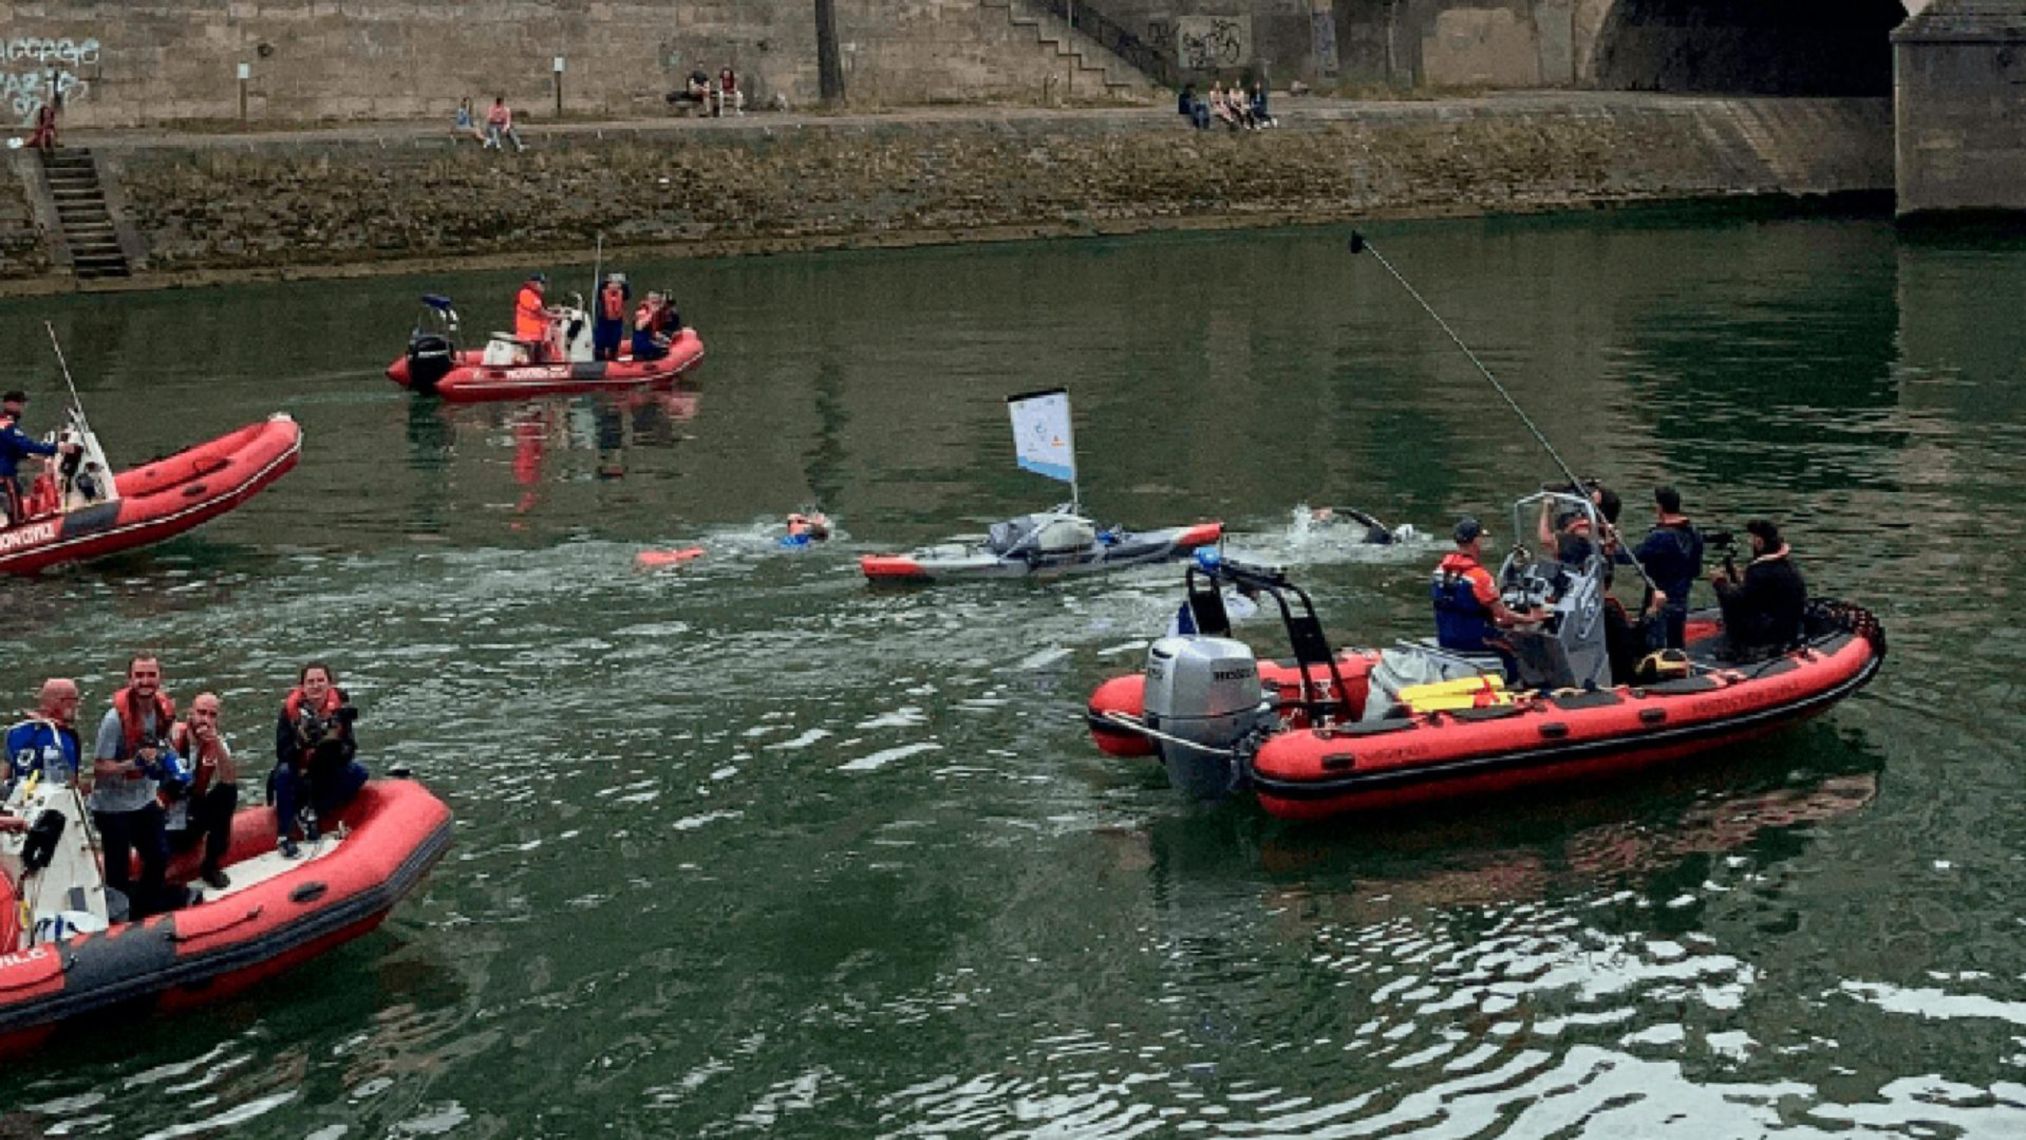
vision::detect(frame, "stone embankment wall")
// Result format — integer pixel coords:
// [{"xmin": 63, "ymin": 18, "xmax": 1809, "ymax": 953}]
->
[
  {"xmin": 69, "ymin": 96, "xmax": 1888, "ymax": 284},
  {"xmin": 0, "ymin": 0, "xmax": 1149, "ymax": 133}
]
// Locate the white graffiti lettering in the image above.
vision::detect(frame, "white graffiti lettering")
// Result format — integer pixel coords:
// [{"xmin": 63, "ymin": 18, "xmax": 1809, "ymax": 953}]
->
[
  {"xmin": 4, "ymin": 36, "xmax": 99, "ymax": 68},
  {"xmin": 0, "ymin": 34, "xmax": 98, "ymax": 126},
  {"xmin": 0, "ymin": 520, "xmax": 58, "ymax": 554}
]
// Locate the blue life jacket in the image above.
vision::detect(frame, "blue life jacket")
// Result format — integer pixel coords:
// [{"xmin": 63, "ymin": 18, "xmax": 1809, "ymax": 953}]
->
[
  {"xmin": 1431, "ymin": 556, "xmax": 1497, "ymax": 652},
  {"xmin": 4, "ymin": 717, "xmax": 81, "ymax": 785}
]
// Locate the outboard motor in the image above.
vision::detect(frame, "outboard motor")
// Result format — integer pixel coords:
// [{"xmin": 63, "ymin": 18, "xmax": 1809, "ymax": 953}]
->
[
  {"xmin": 1143, "ymin": 635, "xmax": 1267, "ymax": 799},
  {"xmin": 405, "ymin": 331, "xmax": 456, "ymax": 395}
]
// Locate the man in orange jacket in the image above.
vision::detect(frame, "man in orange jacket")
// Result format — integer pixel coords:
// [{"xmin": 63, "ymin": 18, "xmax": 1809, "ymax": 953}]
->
[{"xmin": 514, "ymin": 273, "xmax": 558, "ymax": 360}]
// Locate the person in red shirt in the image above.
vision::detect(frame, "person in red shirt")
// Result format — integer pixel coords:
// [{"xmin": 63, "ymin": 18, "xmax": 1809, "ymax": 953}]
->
[{"xmin": 483, "ymin": 95, "xmax": 525, "ymax": 152}]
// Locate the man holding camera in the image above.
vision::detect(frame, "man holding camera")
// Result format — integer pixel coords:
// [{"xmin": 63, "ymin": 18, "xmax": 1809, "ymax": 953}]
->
[
  {"xmin": 271, "ymin": 662, "xmax": 366, "ymax": 859},
  {"xmin": 90, "ymin": 654, "xmax": 179, "ymax": 918},
  {"xmin": 1710, "ymin": 518, "xmax": 1808, "ymax": 660},
  {"xmin": 168, "ymin": 691, "xmax": 238, "ymax": 890}
]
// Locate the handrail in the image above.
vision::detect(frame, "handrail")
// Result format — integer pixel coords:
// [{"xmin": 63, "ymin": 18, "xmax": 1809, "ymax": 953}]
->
[{"xmin": 1029, "ymin": 0, "xmax": 1180, "ymax": 87}]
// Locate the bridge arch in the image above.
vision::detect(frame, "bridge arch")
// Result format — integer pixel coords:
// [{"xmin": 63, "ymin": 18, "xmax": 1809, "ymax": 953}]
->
[{"xmin": 1583, "ymin": 0, "xmax": 1908, "ymax": 95}]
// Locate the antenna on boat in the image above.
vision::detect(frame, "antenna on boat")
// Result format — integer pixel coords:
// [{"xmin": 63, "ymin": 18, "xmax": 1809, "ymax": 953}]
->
[
  {"xmin": 590, "ymin": 231, "xmax": 603, "ymax": 304},
  {"xmin": 42, "ymin": 320, "xmax": 93, "ymax": 436},
  {"xmin": 1346, "ymin": 232, "xmax": 1660, "ymax": 596}
]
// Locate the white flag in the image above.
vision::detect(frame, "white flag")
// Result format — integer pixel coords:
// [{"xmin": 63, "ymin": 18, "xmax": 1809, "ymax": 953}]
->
[{"xmin": 1006, "ymin": 388, "xmax": 1075, "ymax": 486}]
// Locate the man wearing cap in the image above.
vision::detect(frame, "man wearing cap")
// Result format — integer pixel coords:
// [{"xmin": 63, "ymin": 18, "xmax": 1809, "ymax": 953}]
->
[
  {"xmin": 0, "ymin": 389, "xmax": 70, "ymax": 527},
  {"xmin": 1432, "ymin": 516, "xmax": 1543, "ymax": 676},
  {"xmin": 514, "ymin": 273, "xmax": 559, "ymax": 360},
  {"xmin": 1710, "ymin": 518, "xmax": 1807, "ymax": 659}
]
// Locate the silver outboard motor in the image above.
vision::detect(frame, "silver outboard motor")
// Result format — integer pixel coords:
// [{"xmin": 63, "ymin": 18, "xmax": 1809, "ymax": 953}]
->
[{"xmin": 1143, "ymin": 635, "xmax": 1267, "ymax": 799}]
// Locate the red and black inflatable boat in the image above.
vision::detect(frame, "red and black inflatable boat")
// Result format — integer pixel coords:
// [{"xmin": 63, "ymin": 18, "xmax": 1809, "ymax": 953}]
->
[
  {"xmin": 0, "ymin": 777, "xmax": 452, "ymax": 1058},
  {"xmin": 1086, "ymin": 554, "xmax": 1885, "ymax": 821},
  {"xmin": 0, "ymin": 413, "xmax": 302, "ymax": 576},
  {"xmin": 388, "ymin": 294, "xmax": 705, "ymax": 401}
]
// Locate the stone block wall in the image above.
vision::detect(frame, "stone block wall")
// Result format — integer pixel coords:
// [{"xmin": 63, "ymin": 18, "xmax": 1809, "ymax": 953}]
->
[
  {"xmin": 93, "ymin": 96, "xmax": 1890, "ymax": 279},
  {"xmin": 0, "ymin": 152, "xmax": 49, "ymax": 278},
  {"xmin": 0, "ymin": 0, "xmax": 1149, "ymax": 132},
  {"xmin": 1893, "ymin": 33, "xmax": 2026, "ymax": 215}
]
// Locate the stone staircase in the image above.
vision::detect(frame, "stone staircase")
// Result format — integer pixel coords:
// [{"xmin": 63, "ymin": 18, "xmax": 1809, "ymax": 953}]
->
[
  {"xmin": 40, "ymin": 149, "xmax": 130, "ymax": 280},
  {"xmin": 979, "ymin": 0, "xmax": 1165, "ymax": 98}
]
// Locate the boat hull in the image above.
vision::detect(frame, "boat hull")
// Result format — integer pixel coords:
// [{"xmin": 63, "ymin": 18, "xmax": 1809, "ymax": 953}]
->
[
  {"xmin": 0, "ymin": 414, "xmax": 303, "ymax": 576},
  {"xmin": 861, "ymin": 522, "xmax": 1224, "ymax": 583},
  {"xmin": 1090, "ymin": 604, "xmax": 1886, "ymax": 821},
  {"xmin": 0, "ymin": 778, "xmax": 452, "ymax": 1058},
  {"xmin": 386, "ymin": 330, "xmax": 706, "ymax": 401}
]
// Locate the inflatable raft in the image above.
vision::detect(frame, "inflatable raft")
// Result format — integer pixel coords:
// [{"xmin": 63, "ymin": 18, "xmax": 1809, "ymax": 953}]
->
[
  {"xmin": 860, "ymin": 509, "xmax": 1223, "ymax": 583},
  {"xmin": 388, "ymin": 294, "xmax": 705, "ymax": 401},
  {"xmin": 0, "ymin": 776, "xmax": 452, "ymax": 1058},
  {"xmin": 0, "ymin": 412, "xmax": 302, "ymax": 576},
  {"xmin": 1087, "ymin": 500, "xmax": 1884, "ymax": 820}
]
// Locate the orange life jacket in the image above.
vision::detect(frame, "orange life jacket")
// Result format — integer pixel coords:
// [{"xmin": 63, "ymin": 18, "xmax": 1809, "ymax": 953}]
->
[
  {"xmin": 169, "ymin": 720, "xmax": 227, "ymax": 798},
  {"xmin": 282, "ymin": 685, "xmax": 346, "ymax": 725},
  {"xmin": 601, "ymin": 283, "xmax": 627, "ymax": 322},
  {"xmin": 113, "ymin": 685, "xmax": 175, "ymax": 755},
  {"xmin": 514, "ymin": 285, "xmax": 548, "ymax": 341}
]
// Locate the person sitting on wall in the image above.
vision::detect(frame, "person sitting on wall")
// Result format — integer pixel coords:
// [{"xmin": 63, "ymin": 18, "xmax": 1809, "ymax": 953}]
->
[
  {"xmin": 483, "ymin": 95, "xmax": 525, "ymax": 153},
  {"xmin": 1208, "ymin": 82, "xmax": 1241, "ymax": 130},
  {"xmin": 1248, "ymin": 82, "xmax": 1276, "ymax": 128},
  {"xmin": 1176, "ymin": 84, "xmax": 1210, "ymax": 130},
  {"xmin": 26, "ymin": 86, "xmax": 60, "ymax": 153},
  {"xmin": 714, "ymin": 67, "xmax": 744, "ymax": 117},
  {"xmin": 667, "ymin": 70, "xmax": 712, "ymax": 115}
]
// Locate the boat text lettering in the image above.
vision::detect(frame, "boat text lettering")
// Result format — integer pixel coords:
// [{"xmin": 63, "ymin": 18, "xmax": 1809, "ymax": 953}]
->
[{"xmin": 0, "ymin": 520, "xmax": 58, "ymax": 554}]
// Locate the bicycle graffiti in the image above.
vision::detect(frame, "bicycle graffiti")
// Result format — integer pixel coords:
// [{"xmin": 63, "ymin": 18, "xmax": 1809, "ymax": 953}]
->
[{"xmin": 1177, "ymin": 16, "xmax": 1250, "ymax": 71}]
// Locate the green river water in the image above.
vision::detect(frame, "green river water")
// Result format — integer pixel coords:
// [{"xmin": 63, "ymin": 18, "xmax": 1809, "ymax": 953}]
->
[{"xmin": 0, "ymin": 208, "xmax": 2022, "ymax": 1137}]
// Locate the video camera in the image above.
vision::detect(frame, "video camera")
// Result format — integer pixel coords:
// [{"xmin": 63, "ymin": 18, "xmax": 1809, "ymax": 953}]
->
[
  {"xmin": 1704, "ymin": 529, "xmax": 1740, "ymax": 579},
  {"xmin": 135, "ymin": 734, "xmax": 192, "ymax": 798},
  {"xmin": 297, "ymin": 703, "xmax": 360, "ymax": 751}
]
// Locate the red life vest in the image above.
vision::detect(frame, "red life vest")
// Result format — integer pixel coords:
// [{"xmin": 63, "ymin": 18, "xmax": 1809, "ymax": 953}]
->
[
  {"xmin": 282, "ymin": 685, "xmax": 346, "ymax": 725},
  {"xmin": 113, "ymin": 685, "xmax": 175, "ymax": 755},
  {"xmin": 169, "ymin": 720, "xmax": 227, "ymax": 798},
  {"xmin": 601, "ymin": 283, "xmax": 627, "ymax": 322}
]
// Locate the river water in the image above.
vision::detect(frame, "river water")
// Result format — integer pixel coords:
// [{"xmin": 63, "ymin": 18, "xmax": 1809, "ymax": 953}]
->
[{"xmin": 1, "ymin": 208, "xmax": 2022, "ymax": 1137}]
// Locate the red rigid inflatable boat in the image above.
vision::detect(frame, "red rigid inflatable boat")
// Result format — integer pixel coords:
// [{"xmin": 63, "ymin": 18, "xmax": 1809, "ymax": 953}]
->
[
  {"xmin": 0, "ymin": 778, "xmax": 452, "ymax": 1058},
  {"xmin": 388, "ymin": 293, "xmax": 705, "ymax": 401},
  {"xmin": 0, "ymin": 413, "xmax": 303, "ymax": 576},
  {"xmin": 388, "ymin": 329, "xmax": 707, "ymax": 401},
  {"xmin": 1086, "ymin": 539, "xmax": 1885, "ymax": 821}
]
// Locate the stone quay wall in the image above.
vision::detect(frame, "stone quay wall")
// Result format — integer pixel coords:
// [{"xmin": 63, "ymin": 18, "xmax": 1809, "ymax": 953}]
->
[{"xmin": 53, "ymin": 95, "xmax": 1888, "ymax": 285}]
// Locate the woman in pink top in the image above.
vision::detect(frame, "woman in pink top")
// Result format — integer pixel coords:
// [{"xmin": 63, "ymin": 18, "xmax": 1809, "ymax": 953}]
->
[{"xmin": 483, "ymin": 96, "xmax": 525, "ymax": 152}]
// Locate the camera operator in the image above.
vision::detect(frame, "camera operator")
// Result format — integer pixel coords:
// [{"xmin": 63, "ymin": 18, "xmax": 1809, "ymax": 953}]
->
[
  {"xmin": 168, "ymin": 692, "xmax": 238, "ymax": 889},
  {"xmin": 1709, "ymin": 518, "xmax": 1808, "ymax": 661},
  {"xmin": 90, "ymin": 655, "xmax": 180, "ymax": 918},
  {"xmin": 270, "ymin": 662, "xmax": 367, "ymax": 859}
]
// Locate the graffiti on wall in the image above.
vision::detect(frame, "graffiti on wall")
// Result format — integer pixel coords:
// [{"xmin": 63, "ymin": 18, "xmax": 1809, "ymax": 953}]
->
[
  {"xmin": 1311, "ymin": 6, "xmax": 1340, "ymax": 76},
  {"xmin": 1176, "ymin": 16, "xmax": 1251, "ymax": 72},
  {"xmin": 0, "ymin": 36, "xmax": 99, "ymax": 125}
]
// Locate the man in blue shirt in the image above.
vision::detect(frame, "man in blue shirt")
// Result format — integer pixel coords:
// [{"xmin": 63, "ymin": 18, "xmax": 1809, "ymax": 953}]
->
[
  {"xmin": 4, "ymin": 678, "xmax": 83, "ymax": 789},
  {"xmin": 1631, "ymin": 486, "xmax": 1705, "ymax": 650},
  {"xmin": 0, "ymin": 389, "xmax": 72, "ymax": 525}
]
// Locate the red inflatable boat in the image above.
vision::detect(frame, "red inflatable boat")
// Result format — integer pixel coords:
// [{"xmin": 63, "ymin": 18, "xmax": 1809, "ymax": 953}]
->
[
  {"xmin": 1086, "ymin": 536, "xmax": 1885, "ymax": 821},
  {"xmin": 0, "ymin": 412, "xmax": 302, "ymax": 576},
  {"xmin": 388, "ymin": 293, "xmax": 705, "ymax": 401},
  {"xmin": 0, "ymin": 777, "xmax": 452, "ymax": 1058}
]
